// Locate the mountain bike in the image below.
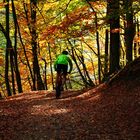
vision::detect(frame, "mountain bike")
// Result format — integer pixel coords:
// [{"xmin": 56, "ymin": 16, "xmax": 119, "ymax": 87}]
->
[{"xmin": 55, "ymin": 72, "xmax": 68, "ymax": 99}]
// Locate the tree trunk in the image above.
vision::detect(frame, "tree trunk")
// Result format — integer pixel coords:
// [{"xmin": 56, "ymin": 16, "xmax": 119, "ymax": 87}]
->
[
  {"xmin": 5, "ymin": 0, "xmax": 12, "ymax": 96},
  {"xmin": 22, "ymin": 2, "xmax": 35, "ymax": 90},
  {"xmin": 11, "ymin": 0, "xmax": 23, "ymax": 93},
  {"xmin": 124, "ymin": 0, "xmax": 135, "ymax": 64},
  {"xmin": 96, "ymin": 31, "xmax": 101, "ymax": 83},
  {"xmin": 67, "ymin": 39, "xmax": 91, "ymax": 87},
  {"xmin": 41, "ymin": 58, "xmax": 48, "ymax": 90},
  {"xmin": 107, "ymin": 0, "xmax": 120, "ymax": 74},
  {"xmin": 104, "ymin": 29, "xmax": 109, "ymax": 77},
  {"xmin": 30, "ymin": 0, "xmax": 45, "ymax": 90},
  {"xmin": 136, "ymin": 19, "xmax": 140, "ymax": 56},
  {"xmin": 48, "ymin": 43, "xmax": 55, "ymax": 89},
  {"xmin": 77, "ymin": 53, "xmax": 94, "ymax": 86},
  {"xmin": 86, "ymin": 0, "xmax": 102, "ymax": 83},
  {"xmin": 10, "ymin": 49, "xmax": 16, "ymax": 95}
]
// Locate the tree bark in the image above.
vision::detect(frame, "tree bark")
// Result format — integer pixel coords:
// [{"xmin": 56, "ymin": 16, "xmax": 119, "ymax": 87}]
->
[
  {"xmin": 30, "ymin": 0, "xmax": 45, "ymax": 90},
  {"xmin": 5, "ymin": 0, "xmax": 12, "ymax": 96},
  {"xmin": 107, "ymin": 0, "xmax": 120, "ymax": 74},
  {"xmin": 124, "ymin": 0, "xmax": 135, "ymax": 64},
  {"xmin": 11, "ymin": 0, "xmax": 23, "ymax": 93},
  {"xmin": 104, "ymin": 29, "xmax": 109, "ymax": 76},
  {"xmin": 48, "ymin": 43, "xmax": 55, "ymax": 89}
]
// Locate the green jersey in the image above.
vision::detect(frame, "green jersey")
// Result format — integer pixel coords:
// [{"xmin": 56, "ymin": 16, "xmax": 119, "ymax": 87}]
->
[{"xmin": 54, "ymin": 54, "xmax": 73, "ymax": 73}]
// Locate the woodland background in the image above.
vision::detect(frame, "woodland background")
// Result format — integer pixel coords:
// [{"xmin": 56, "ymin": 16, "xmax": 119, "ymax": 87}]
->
[{"xmin": 0, "ymin": 0, "xmax": 140, "ymax": 97}]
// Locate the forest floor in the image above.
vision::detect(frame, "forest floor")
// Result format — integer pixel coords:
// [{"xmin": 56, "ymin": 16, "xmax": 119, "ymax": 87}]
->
[{"xmin": 0, "ymin": 58, "xmax": 140, "ymax": 140}]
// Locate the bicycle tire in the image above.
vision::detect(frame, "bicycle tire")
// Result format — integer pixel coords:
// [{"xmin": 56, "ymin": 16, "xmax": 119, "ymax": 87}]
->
[
  {"xmin": 56, "ymin": 83, "xmax": 61, "ymax": 99},
  {"xmin": 55, "ymin": 72, "xmax": 64, "ymax": 99}
]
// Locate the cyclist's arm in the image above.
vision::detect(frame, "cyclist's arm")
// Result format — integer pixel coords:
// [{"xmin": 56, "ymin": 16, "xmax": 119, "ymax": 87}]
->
[{"xmin": 68, "ymin": 58, "xmax": 73, "ymax": 73}]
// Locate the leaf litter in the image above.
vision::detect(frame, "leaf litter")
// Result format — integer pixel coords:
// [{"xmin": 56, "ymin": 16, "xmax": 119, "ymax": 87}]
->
[{"xmin": 0, "ymin": 58, "xmax": 140, "ymax": 140}]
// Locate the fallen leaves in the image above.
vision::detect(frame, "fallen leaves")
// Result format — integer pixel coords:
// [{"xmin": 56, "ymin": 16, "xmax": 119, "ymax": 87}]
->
[{"xmin": 0, "ymin": 81, "xmax": 139, "ymax": 140}]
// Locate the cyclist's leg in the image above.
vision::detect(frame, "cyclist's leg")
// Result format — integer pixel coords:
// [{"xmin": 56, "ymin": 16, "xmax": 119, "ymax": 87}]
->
[
  {"xmin": 55, "ymin": 64, "xmax": 63, "ymax": 98},
  {"xmin": 55, "ymin": 64, "xmax": 62, "ymax": 87},
  {"xmin": 55, "ymin": 72, "xmax": 62, "ymax": 98},
  {"xmin": 56, "ymin": 72, "xmax": 60, "ymax": 86},
  {"xmin": 62, "ymin": 73, "xmax": 66, "ymax": 86},
  {"xmin": 61, "ymin": 65, "xmax": 68, "ymax": 89}
]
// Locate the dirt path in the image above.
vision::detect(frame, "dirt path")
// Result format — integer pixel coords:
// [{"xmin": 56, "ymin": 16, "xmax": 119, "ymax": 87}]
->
[{"xmin": 0, "ymin": 85, "xmax": 139, "ymax": 140}]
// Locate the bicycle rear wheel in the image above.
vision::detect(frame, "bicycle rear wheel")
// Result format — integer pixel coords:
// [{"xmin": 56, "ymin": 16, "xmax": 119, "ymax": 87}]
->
[
  {"xmin": 56, "ymin": 83, "xmax": 61, "ymax": 99},
  {"xmin": 55, "ymin": 72, "xmax": 64, "ymax": 99}
]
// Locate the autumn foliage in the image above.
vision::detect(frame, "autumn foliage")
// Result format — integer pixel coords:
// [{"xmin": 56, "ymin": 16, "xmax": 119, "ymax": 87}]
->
[{"xmin": 0, "ymin": 0, "xmax": 140, "ymax": 98}]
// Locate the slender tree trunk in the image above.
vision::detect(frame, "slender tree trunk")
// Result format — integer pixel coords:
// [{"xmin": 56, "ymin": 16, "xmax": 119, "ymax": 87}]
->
[
  {"xmin": 48, "ymin": 43, "xmax": 55, "ymax": 89},
  {"xmin": 136, "ymin": 19, "xmax": 140, "ymax": 56},
  {"xmin": 104, "ymin": 29, "xmax": 109, "ymax": 77},
  {"xmin": 67, "ymin": 39, "xmax": 91, "ymax": 87},
  {"xmin": 22, "ymin": 2, "xmax": 35, "ymax": 90},
  {"xmin": 0, "ymin": 93, "xmax": 2, "ymax": 99},
  {"xmin": 10, "ymin": 49, "xmax": 16, "ymax": 95},
  {"xmin": 108, "ymin": 0, "xmax": 120, "ymax": 74},
  {"xmin": 134, "ymin": 43, "xmax": 137, "ymax": 59},
  {"xmin": 44, "ymin": 60, "xmax": 48, "ymax": 90},
  {"xmin": 0, "ymin": 22, "xmax": 16, "ymax": 96},
  {"xmin": 77, "ymin": 54, "xmax": 94, "ymax": 86},
  {"xmin": 86, "ymin": 0, "xmax": 101, "ymax": 84},
  {"xmin": 42, "ymin": 58, "xmax": 48, "ymax": 90},
  {"xmin": 72, "ymin": 48, "xmax": 91, "ymax": 87},
  {"xmin": 96, "ymin": 31, "xmax": 101, "ymax": 83},
  {"xmin": 124, "ymin": 0, "xmax": 135, "ymax": 64},
  {"xmin": 0, "ymin": 25, "xmax": 12, "ymax": 97},
  {"xmin": 30, "ymin": 0, "xmax": 45, "ymax": 90},
  {"xmin": 5, "ymin": 0, "xmax": 12, "ymax": 96},
  {"xmin": 11, "ymin": 0, "xmax": 23, "ymax": 93}
]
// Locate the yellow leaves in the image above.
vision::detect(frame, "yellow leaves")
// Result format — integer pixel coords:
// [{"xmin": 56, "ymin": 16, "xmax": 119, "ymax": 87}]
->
[
  {"xmin": 39, "ymin": 40, "xmax": 46, "ymax": 47},
  {"xmin": 86, "ymin": 62, "xmax": 94, "ymax": 74},
  {"xmin": 44, "ymin": 2, "xmax": 58, "ymax": 12}
]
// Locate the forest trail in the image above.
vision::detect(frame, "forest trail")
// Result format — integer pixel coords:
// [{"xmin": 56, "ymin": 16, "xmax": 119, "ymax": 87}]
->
[
  {"xmin": 0, "ymin": 58, "xmax": 140, "ymax": 140},
  {"xmin": 0, "ymin": 85, "xmax": 139, "ymax": 140}
]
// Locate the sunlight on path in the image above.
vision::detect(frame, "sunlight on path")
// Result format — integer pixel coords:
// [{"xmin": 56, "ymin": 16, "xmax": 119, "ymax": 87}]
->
[{"xmin": 30, "ymin": 104, "xmax": 71, "ymax": 116}]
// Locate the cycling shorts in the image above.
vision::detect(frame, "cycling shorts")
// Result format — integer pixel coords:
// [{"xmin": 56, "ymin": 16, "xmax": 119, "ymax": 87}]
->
[{"xmin": 56, "ymin": 64, "xmax": 68, "ymax": 74}]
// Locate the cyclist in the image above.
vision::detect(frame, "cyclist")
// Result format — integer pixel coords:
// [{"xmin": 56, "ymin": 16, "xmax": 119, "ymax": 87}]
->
[{"xmin": 54, "ymin": 50, "xmax": 73, "ymax": 91}]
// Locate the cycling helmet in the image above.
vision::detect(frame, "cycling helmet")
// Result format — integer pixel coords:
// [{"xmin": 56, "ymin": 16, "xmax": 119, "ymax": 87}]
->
[{"xmin": 62, "ymin": 50, "xmax": 68, "ymax": 55}]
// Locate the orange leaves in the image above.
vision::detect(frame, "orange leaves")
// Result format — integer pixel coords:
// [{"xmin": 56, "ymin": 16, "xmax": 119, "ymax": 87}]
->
[
  {"xmin": 134, "ymin": 37, "xmax": 140, "ymax": 43},
  {"xmin": 60, "ymin": 6, "xmax": 95, "ymax": 28},
  {"xmin": 110, "ymin": 28, "xmax": 120, "ymax": 33},
  {"xmin": 134, "ymin": 32, "xmax": 140, "ymax": 43},
  {"xmin": 0, "ymin": 49, "xmax": 4, "ymax": 66},
  {"xmin": 0, "ymin": 57, "xmax": 4, "ymax": 66},
  {"xmin": 41, "ymin": 25, "xmax": 59, "ymax": 40},
  {"xmin": 47, "ymin": 25, "xmax": 58, "ymax": 34},
  {"xmin": 41, "ymin": 6, "xmax": 96, "ymax": 39},
  {"xmin": 0, "ymin": 2, "xmax": 7, "ymax": 7}
]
